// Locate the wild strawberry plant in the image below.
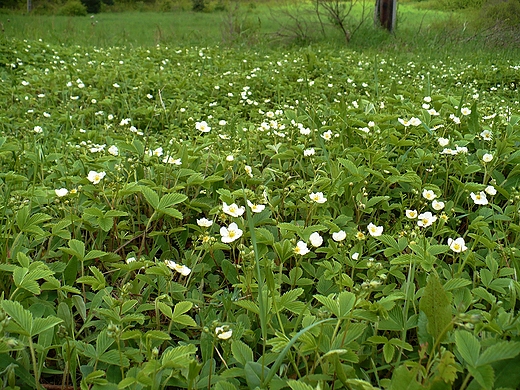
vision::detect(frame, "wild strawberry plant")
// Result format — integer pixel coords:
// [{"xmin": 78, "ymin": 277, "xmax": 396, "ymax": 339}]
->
[{"xmin": 0, "ymin": 38, "xmax": 519, "ymax": 389}]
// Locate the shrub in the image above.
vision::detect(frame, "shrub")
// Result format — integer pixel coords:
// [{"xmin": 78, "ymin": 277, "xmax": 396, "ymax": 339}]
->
[
  {"xmin": 58, "ymin": 0, "xmax": 87, "ymax": 16},
  {"xmin": 158, "ymin": 0, "xmax": 174, "ymax": 11},
  {"xmin": 32, "ymin": 0, "xmax": 61, "ymax": 14},
  {"xmin": 473, "ymin": 0, "xmax": 520, "ymax": 47},
  {"xmin": 433, "ymin": 0, "xmax": 485, "ymax": 9},
  {"xmin": 480, "ymin": 0, "xmax": 520, "ymax": 27},
  {"xmin": 192, "ymin": 0, "xmax": 204, "ymax": 11},
  {"xmin": 81, "ymin": 0, "xmax": 101, "ymax": 13}
]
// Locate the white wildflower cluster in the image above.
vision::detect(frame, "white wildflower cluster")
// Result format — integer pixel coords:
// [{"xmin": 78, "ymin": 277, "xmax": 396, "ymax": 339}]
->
[
  {"xmin": 398, "ymin": 117, "xmax": 421, "ymax": 127},
  {"xmin": 147, "ymin": 147, "xmax": 164, "ymax": 157},
  {"xmin": 215, "ymin": 325, "xmax": 232, "ymax": 340},
  {"xmin": 405, "ymin": 189, "xmax": 447, "ymax": 228},
  {"xmin": 87, "ymin": 170, "xmax": 106, "ymax": 185},
  {"xmin": 309, "ymin": 192, "xmax": 327, "ymax": 204},
  {"xmin": 440, "ymin": 145, "xmax": 468, "ymax": 156},
  {"xmin": 320, "ymin": 129, "xmax": 339, "ymax": 141},
  {"xmin": 108, "ymin": 145, "xmax": 119, "ymax": 156},
  {"xmin": 448, "ymin": 237, "xmax": 467, "ymax": 253},
  {"xmin": 449, "ymin": 113, "xmax": 461, "ymax": 124},
  {"xmin": 256, "ymin": 111, "xmax": 286, "ymax": 137},
  {"xmin": 240, "ymin": 86, "xmax": 258, "ymax": 105},
  {"xmin": 196, "ymin": 121, "xmax": 211, "ymax": 133},
  {"xmin": 164, "ymin": 260, "xmax": 191, "ymax": 276}
]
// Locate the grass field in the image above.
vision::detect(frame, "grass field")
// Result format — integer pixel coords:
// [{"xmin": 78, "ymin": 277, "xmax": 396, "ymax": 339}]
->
[
  {"xmin": 1, "ymin": 2, "xmax": 520, "ymax": 389},
  {"xmin": 0, "ymin": 1, "xmax": 502, "ymax": 50}
]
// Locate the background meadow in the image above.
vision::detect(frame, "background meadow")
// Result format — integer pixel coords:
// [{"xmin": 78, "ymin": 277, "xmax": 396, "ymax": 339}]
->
[{"xmin": 1, "ymin": 0, "xmax": 520, "ymax": 389}]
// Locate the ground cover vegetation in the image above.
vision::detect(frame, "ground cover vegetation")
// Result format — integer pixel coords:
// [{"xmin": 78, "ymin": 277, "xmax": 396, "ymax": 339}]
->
[
  {"xmin": 0, "ymin": 0, "xmax": 519, "ymax": 48},
  {"xmin": 1, "ymin": 1, "xmax": 520, "ymax": 389}
]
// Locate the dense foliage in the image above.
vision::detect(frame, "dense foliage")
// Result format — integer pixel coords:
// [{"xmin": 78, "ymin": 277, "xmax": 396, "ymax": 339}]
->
[{"xmin": 1, "ymin": 35, "xmax": 520, "ymax": 389}]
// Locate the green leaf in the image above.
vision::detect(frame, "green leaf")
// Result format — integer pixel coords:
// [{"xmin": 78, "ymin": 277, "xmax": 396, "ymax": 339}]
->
[
  {"xmin": 145, "ymin": 330, "xmax": 171, "ymax": 341},
  {"xmin": 118, "ymin": 377, "xmax": 138, "ymax": 389},
  {"xmin": 77, "ymin": 267, "xmax": 105, "ymax": 290},
  {"xmin": 105, "ymin": 210, "xmax": 128, "ymax": 218},
  {"xmin": 31, "ymin": 316, "xmax": 63, "ymax": 336},
  {"xmin": 234, "ymin": 300, "xmax": 259, "ymax": 315},
  {"xmin": 83, "ymin": 207, "xmax": 104, "ymax": 218},
  {"xmin": 214, "ymin": 382, "xmax": 238, "ymax": 390},
  {"xmin": 99, "ymin": 350, "xmax": 130, "ymax": 367},
  {"xmin": 367, "ymin": 335, "xmax": 388, "ymax": 344},
  {"xmin": 83, "ymin": 370, "xmax": 107, "ymax": 387},
  {"xmin": 278, "ymin": 288, "xmax": 303, "ymax": 308},
  {"xmin": 467, "ymin": 364, "xmax": 494, "ymax": 390},
  {"xmin": 13, "ymin": 267, "xmax": 40, "ymax": 294},
  {"xmin": 156, "ymin": 301, "xmax": 173, "ymax": 319},
  {"xmin": 338, "ymin": 158, "xmax": 359, "ymax": 175},
  {"xmin": 0, "ymin": 353, "xmax": 36, "ymax": 388},
  {"xmin": 141, "ymin": 186, "xmax": 159, "ymax": 209},
  {"xmin": 342, "ymin": 323, "xmax": 367, "ymax": 346},
  {"xmin": 377, "ymin": 234, "xmax": 400, "ymax": 256},
  {"xmin": 337, "ymin": 291, "xmax": 356, "ymax": 318},
  {"xmin": 96, "ymin": 330, "xmax": 114, "ymax": 356},
  {"xmin": 273, "ymin": 240, "xmax": 295, "ymax": 263},
  {"xmin": 477, "ymin": 341, "xmax": 520, "ymax": 366},
  {"xmin": 2, "ymin": 300, "xmax": 32, "ymax": 336},
  {"xmin": 97, "ymin": 217, "xmax": 113, "ymax": 232},
  {"xmin": 158, "ymin": 193, "xmax": 187, "ymax": 209},
  {"xmin": 428, "ymin": 245, "xmax": 449, "ymax": 256},
  {"xmin": 365, "ymin": 195, "xmax": 390, "ymax": 209},
  {"xmin": 161, "ymin": 344, "xmax": 197, "ymax": 368},
  {"xmin": 221, "ymin": 260, "xmax": 239, "ymax": 284},
  {"xmin": 287, "ymin": 380, "xmax": 315, "ymax": 390},
  {"xmin": 76, "ymin": 276, "xmax": 98, "ymax": 287},
  {"xmin": 16, "ymin": 252, "xmax": 30, "ymax": 268},
  {"xmin": 314, "ymin": 294, "xmax": 340, "ymax": 317},
  {"xmin": 389, "ymin": 365, "xmax": 424, "ymax": 390},
  {"xmin": 27, "ymin": 212, "xmax": 52, "ymax": 226},
  {"xmin": 231, "ymin": 340, "xmax": 253, "ymax": 366},
  {"xmin": 72, "ymin": 295, "xmax": 87, "ymax": 321},
  {"xmin": 443, "ymin": 278, "xmax": 471, "ymax": 291},
  {"xmin": 62, "ymin": 239, "xmax": 86, "ymax": 260},
  {"xmin": 171, "ymin": 313, "xmax": 197, "ymax": 327},
  {"xmin": 455, "ymin": 330, "xmax": 480, "ymax": 367},
  {"xmin": 419, "ymin": 274, "xmax": 452, "ymax": 341},
  {"xmin": 436, "ymin": 350, "xmax": 458, "ymax": 385},
  {"xmin": 26, "ymin": 265, "xmax": 54, "ymax": 281},
  {"xmin": 120, "ymin": 330, "xmax": 142, "ymax": 340},
  {"xmin": 173, "ymin": 301, "xmax": 192, "ymax": 316},
  {"xmin": 254, "ymin": 227, "xmax": 275, "ymax": 245},
  {"xmin": 245, "ymin": 361, "xmax": 264, "ymax": 389},
  {"xmin": 383, "ymin": 342, "xmax": 395, "ymax": 363},
  {"xmin": 493, "ymin": 356, "xmax": 520, "ymax": 389},
  {"xmin": 84, "ymin": 250, "xmax": 107, "ymax": 261},
  {"xmin": 160, "ymin": 207, "xmax": 183, "ymax": 219}
]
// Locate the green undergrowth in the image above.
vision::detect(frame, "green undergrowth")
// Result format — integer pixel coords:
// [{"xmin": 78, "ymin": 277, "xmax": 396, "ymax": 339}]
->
[{"xmin": 0, "ymin": 33, "xmax": 519, "ymax": 389}]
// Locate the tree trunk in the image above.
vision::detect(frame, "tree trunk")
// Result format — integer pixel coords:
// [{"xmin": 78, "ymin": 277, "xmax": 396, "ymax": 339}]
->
[{"xmin": 375, "ymin": 0, "xmax": 396, "ymax": 32}]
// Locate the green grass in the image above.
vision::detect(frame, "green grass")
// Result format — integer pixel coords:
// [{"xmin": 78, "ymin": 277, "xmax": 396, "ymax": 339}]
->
[{"xmin": 0, "ymin": 1, "xmax": 514, "ymax": 53}]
